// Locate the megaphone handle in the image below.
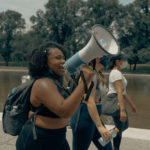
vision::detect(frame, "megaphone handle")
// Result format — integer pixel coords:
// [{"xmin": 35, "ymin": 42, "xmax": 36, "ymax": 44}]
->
[
  {"xmin": 70, "ymin": 71, "xmax": 87, "ymax": 93},
  {"xmin": 84, "ymin": 81, "xmax": 94, "ymax": 102},
  {"xmin": 71, "ymin": 71, "xmax": 93, "ymax": 97},
  {"xmin": 71, "ymin": 74, "xmax": 78, "ymax": 85}
]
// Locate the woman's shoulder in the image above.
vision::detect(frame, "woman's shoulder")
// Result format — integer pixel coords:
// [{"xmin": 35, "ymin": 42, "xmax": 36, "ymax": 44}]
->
[
  {"xmin": 110, "ymin": 69, "xmax": 121, "ymax": 76},
  {"xmin": 33, "ymin": 78, "xmax": 56, "ymax": 91},
  {"xmin": 30, "ymin": 78, "xmax": 57, "ymax": 101},
  {"xmin": 109, "ymin": 69, "xmax": 123, "ymax": 81}
]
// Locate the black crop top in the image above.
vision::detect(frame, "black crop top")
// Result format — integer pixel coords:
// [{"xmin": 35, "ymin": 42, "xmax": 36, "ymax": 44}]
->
[{"xmin": 31, "ymin": 78, "xmax": 70, "ymax": 118}]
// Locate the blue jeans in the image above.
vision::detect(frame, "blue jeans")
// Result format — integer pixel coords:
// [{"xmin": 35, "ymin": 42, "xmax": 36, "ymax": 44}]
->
[{"xmin": 70, "ymin": 104, "xmax": 112, "ymax": 150}]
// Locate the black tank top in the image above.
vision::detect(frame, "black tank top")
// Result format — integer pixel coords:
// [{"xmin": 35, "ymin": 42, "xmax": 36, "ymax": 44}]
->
[{"xmin": 31, "ymin": 77, "xmax": 70, "ymax": 118}]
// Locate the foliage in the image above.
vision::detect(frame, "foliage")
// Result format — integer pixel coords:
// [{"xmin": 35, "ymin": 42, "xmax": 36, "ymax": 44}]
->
[
  {"xmin": 0, "ymin": 0, "xmax": 150, "ymax": 71},
  {"xmin": 138, "ymin": 47, "xmax": 150, "ymax": 63},
  {"xmin": 114, "ymin": 0, "xmax": 150, "ymax": 70},
  {"xmin": 0, "ymin": 10, "xmax": 25, "ymax": 65},
  {"xmin": 30, "ymin": 0, "xmax": 86, "ymax": 57}
]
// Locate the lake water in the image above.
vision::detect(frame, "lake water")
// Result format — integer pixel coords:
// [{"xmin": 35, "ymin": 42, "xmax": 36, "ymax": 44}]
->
[{"xmin": 0, "ymin": 69, "xmax": 150, "ymax": 129}]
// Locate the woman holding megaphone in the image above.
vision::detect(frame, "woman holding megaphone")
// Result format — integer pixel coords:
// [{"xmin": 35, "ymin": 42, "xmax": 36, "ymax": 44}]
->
[
  {"xmin": 70, "ymin": 56, "xmax": 113, "ymax": 150},
  {"xmin": 16, "ymin": 41, "xmax": 95, "ymax": 150}
]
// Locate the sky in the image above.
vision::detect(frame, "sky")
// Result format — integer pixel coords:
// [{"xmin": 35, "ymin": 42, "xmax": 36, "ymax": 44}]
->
[
  {"xmin": 0, "ymin": 0, "xmax": 135, "ymax": 29},
  {"xmin": 0, "ymin": 0, "xmax": 48, "ymax": 28}
]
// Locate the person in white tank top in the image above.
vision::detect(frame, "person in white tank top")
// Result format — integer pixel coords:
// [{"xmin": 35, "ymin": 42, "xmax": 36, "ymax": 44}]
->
[
  {"xmin": 108, "ymin": 69, "xmax": 127, "ymax": 95},
  {"xmin": 107, "ymin": 53, "xmax": 137, "ymax": 150}
]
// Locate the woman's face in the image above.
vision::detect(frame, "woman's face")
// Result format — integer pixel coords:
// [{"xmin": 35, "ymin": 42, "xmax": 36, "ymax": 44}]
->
[
  {"xmin": 116, "ymin": 59, "xmax": 127, "ymax": 69},
  {"xmin": 47, "ymin": 48, "xmax": 65, "ymax": 76}
]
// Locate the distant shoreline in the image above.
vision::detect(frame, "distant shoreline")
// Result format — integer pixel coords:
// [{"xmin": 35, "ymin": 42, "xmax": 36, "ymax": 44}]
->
[
  {"xmin": 0, "ymin": 68, "xmax": 28, "ymax": 72},
  {"xmin": 0, "ymin": 66, "xmax": 28, "ymax": 72},
  {"xmin": 0, "ymin": 66, "xmax": 150, "ymax": 76}
]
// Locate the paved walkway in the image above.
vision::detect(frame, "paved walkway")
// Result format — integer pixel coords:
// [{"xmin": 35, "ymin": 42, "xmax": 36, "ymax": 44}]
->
[{"xmin": 0, "ymin": 120, "xmax": 150, "ymax": 150}]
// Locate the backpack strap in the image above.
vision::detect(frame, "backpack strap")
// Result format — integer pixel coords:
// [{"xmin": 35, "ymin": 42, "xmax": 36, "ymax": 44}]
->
[
  {"xmin": 80, "ymin": 71, "xmax": 88, "ymax": 93},
  {"xmin": 71, "ymin": 71, "xmax": 95, "ymax": 102},
  {"xmin": 84, "ymin": 81, "xmax": 94, "ymax": 101},
  {"xmin": 79, "ymin": 71, "xmax": 95, "ymax": 102},
  {"xmin": 24, "ymin": 105, "xmax": 43, "ymax": 140}
]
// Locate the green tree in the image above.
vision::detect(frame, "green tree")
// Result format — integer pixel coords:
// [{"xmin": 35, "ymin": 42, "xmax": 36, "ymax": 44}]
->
[
  {"xmin": 12, "ymin": 31, "xmax": 43, "ymax": 62},
  {"xmin": 138, "ymin": 47, "xmax": 150, "ymax": 63},
  {"xmin": 30, "ymin": 0, "xmax": 85, "ymax": 57},
  {"xmin": 85, "ymin": 0, "xmax": 120, "ymax": 28},
  {"xmin": 114, "ymin": 0, "xmax": 150, "ymax": 70},
  {"xmin": 0, "ymin": 10, "xmax": 25, "ymax": 65},
  {"xmin": 123, "ymin": 46, "xmax": 139, "ymax": 70}
]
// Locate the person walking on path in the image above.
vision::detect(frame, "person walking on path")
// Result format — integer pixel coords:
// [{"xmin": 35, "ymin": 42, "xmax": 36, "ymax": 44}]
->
[
  {"xmin": 70, "ymin": 56, "xmax": 112, "ymax": 150},
  {"xmin": 107, "ymin": 54, "xmax": 137, "ymax": 150},
  {"xmin": 16, "ymin": 41, "xmax": 94, "ymax": 150}
]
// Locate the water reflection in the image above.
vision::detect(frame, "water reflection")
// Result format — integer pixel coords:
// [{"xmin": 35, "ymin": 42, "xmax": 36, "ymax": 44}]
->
[
  {"xmin": 125, "ymin": 74, "xmax": 150, "ymax": 129},
  {"xmin": 0, "ymin": 71, "xmax": 150, "ymax": 129},
  {"xmin": 0, "ymin": 71, "xmax": 28, "ymax": 111}
]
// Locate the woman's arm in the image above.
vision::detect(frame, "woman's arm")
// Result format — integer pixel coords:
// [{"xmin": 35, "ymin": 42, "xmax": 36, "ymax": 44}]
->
[
  {"xmin": 85, "ymin": 76, "xmax": 103, "ymax": 128},
  {"xmin": 115, "ymin": 80, "xmax": 127, "ymax": 122},
  {"xmin": 124, "ymin": 93, "xmax": 137, "ymax": 114},
  {"xmin": 85, "ymin": 77, "xmax": 112, "ymax": 141},
  {"xmin": 31, "ymin": 66, "xmax": 93, "ymax": 118},
  {"xmin": 86, "ymin": 91, "xmax": 103, "ymax": 129},
  {"xmin": 86, "ymin": 97, "xmax": 112, "ymax": 141}
]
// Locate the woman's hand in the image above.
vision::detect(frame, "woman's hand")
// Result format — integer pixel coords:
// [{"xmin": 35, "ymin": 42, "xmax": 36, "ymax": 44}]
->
[
  {"xmin": 123, "ymin": 93, "xmax": 137, "ymax": 114},
  {"xmin": 120, "ymin": 110, "xmax": 127, "ymax": 122},
  {"xmin": 98, "ymin": 126, "xmax": 112, "ymax": 142},
  {"xmin": 131, "ymin": 104, "xmax": 137, "ymax": 114}
]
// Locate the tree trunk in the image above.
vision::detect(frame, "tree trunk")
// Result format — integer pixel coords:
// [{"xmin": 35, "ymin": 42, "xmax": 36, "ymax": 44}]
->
[
  {"xmin": 133, "ymin": 55, "xmax": 139, "ymax": 71},
  {"xmin": 130, "ymin": 64, "xmax": 132, "ymax": 71},
  {"xmin": 133, "ymin": 63, "xmax": 136, "ymax": 71}
]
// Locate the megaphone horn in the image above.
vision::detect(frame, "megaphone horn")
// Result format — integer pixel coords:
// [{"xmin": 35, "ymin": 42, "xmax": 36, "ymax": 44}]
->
[{"xmin": 65, "ymin": 24, "xmax": 120, "ymax": 73}]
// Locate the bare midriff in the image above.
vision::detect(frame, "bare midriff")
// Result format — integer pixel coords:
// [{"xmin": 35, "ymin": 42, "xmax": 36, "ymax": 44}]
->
[{"xmin": 29, "ymin": 111, "xmax": 69, "ymax": 129}]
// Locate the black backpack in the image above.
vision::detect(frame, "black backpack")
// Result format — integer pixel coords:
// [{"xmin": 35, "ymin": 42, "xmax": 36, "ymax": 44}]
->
[{"xmin": 2, "ymin": 79, "xmax": 41, "ymax": 139}]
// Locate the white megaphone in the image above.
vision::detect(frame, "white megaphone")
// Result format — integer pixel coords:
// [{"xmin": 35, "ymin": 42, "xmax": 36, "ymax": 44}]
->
[{"xmin": 65, "ymin": 24, "xmax": 120, "ymax": 73}]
